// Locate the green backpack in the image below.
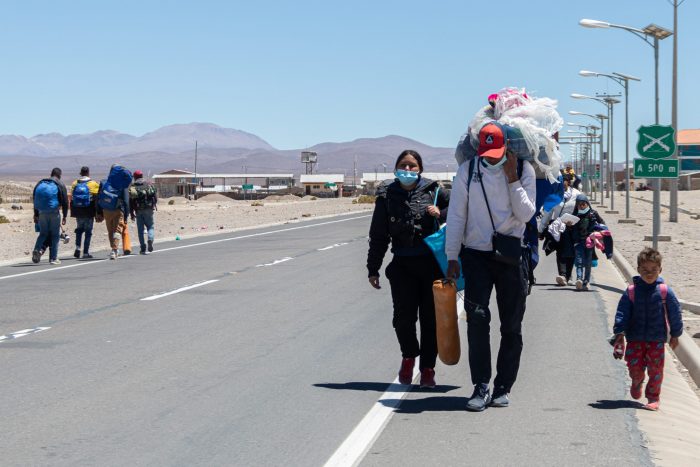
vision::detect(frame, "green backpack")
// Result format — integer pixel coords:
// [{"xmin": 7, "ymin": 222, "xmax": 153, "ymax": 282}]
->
[{"xmin": 130, "ymin": 184, "xmax": 157, "ymax": 209}]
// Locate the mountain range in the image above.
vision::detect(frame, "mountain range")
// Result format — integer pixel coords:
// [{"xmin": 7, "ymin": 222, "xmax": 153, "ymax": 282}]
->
[{"xmin": 0, "ymin": 123, "xmax": 456, "ymax": 176}]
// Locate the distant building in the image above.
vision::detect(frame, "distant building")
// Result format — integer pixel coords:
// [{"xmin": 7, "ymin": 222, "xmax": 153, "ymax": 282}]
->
[
  {"xmin": 299, "ymin": 174, "xmax": 345, "ymax": 197},
  {"xmin": 678, "ymin": 129, "xmax": 700, "ymax": 190},
  {"xmin": 152, "ymin": 170, "xmax": 294, "ymax": 198}
]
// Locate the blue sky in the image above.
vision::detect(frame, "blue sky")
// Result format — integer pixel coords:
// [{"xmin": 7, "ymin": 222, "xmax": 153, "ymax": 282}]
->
[{"xmin": 1, "ymin": 0, "xmax": 698, "ymax": 163}]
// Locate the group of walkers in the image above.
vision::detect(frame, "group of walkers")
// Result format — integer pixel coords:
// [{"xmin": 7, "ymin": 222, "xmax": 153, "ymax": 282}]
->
[
  {"xmin": 367, "ymin": 120, "xmax": 683, "ymax": 412},
  {"xmin": 32, "ymin": 165, "xmax": 158, "ymax": 264}
]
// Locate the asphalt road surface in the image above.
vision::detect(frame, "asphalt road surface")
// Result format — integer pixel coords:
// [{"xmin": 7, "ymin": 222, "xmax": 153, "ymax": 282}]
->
[{"xmin": 0, "ymin": 214, "xmax": 650, "ymax": 466}]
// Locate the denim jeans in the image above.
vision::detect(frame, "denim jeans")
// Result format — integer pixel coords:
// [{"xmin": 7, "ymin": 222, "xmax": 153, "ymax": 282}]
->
[
  {"xmin": 135, "ymin": 209, "xmax": 155, "ymax": 250},
  {"xmin": 575, "ymin": 243, "xmax": 593, "ymax": 284},
  {"xmin": 75, "ymin": 217, "xmax": 94, "ymax": 254},
  {"xmin": 34, "ymin": 211, "xmax": 61, "ymax": 261}
]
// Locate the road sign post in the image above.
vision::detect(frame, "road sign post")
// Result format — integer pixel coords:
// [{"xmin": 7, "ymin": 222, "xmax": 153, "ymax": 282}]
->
[{"xmin": 636, "ymin": 124, "xmax": 677, "ymax": 248}]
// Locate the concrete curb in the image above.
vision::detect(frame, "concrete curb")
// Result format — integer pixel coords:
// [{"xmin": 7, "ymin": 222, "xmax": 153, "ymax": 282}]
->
[{"xmin": 612, "ymin": 249, "xmax": 700, "ymax": 387}]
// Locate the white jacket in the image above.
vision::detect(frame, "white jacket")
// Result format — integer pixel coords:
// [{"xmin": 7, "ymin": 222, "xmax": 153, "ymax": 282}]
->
[
  {"xmin": 445, "ymin": 159, "xmax": 536, "ymax": 261},
  {"xmin": 537, "ymin": 187, "xmax": 580, "ymax": 233}
]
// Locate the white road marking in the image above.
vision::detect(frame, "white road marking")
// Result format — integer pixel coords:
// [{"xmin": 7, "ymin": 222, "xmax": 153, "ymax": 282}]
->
[
  {"xmin": 0, "ymin": 327, "xmax": 51, "ymax": 343},
  {"xmin": 140, "ymin": 280, "xmax": 219, "ymax": 301},
  {"xmin": 317, "ymin": 242, "xmax": 348, "ymax": 251},
  {"xmin": 255, "ymin": 257, "xmax": 294, "ymax": 267},
  {"xmin": 324, "ymin": 366, "xmax": 420, "ymax": 467},
  {"xmin": 0, "ymin": 215, "xmax": 370, "ymax": 282}
]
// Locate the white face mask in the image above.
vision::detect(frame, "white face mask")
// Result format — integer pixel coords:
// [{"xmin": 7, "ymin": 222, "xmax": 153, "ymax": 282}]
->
[{"xmin": 481, "ymin": 157, "xmax": 506, "ymax": 170}]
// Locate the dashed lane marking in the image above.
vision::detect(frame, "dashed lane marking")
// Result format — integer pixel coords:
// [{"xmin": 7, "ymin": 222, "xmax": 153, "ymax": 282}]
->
[
  {"xmin": 317, "ymin": 242, "xmax": 349, "ymax": 251},
  {"xmin": 255, "ymin": 257, "xmax": 294, "ymax": 268},
  {"xmin": 140, "ymin": 280, "xmax": 219, "ymax": 301},
  {"xmin": 0, "ymin": 327, "xmax": 51, "ymax": 343}
]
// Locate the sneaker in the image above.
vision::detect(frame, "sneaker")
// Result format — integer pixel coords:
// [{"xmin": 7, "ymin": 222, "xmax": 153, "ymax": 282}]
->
[
  {"xmin": 398, "ymin": 357, "xmax": 415, "ymax": 385},
  {"xmin": 630, "ymin": 379, "xmax": 643, "ymax": 400},
  {"xmin": 576, "ymin": 280, "xmax": 583, "ymax": 291},
  {"xmin": 74, "ymin": 249, "xmax": 81, "ymax": 258},
  {"xmin": 420, "ymin": 368, "xmax": 436, "ymax": 388},
  {"xmin": 644, "ymin": 400, "xmax": 660, "ymax": 411},
  {"xmin": 567, "ymin": 279, "xmax": 575, "ymax": 286},
  {"xmin": 466, "ymin": 384, "xmax": 491, "ymax": 412},
  {"xmin": 38, "ymin": 248, "xmax": 46, "ymax": 258},
  {"xmin": 31, "ymin": 250, "xmax": 41, "ymax": 264},
  {"xmin": 49, "ymin": 259, "xmax": 61, "ymax": 265},
  {"xmin": 82, "ymin": 253, "xmax": 94, "ymax": 259},
  {"xmin": 139, "ymin": 250, "xmax": 147, "ymax": 255},
  {"xmin": 109, "ymin": 250, "xmax": 117, "ymax": 260},
  {"xmin": 490, "ymin": 387, "xmax": 510, "ymax": 408},
  {"xmin": 147, "ymin": 239, "xmax": 154, "ymax": 252},
  {"xmin": 555, "ymin": 276, "xmax": 566, "ymax": 286},
  {"xmin": 123, "ymin": 250, "xmax": 131, "ymax": 256},
  {"xmin": 582, "ymin": 282, "xmax": 590, "ymax": 291}
]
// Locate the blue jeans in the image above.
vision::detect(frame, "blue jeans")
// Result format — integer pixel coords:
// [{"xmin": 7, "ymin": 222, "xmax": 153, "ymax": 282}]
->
[
  {"xmin": 75, "ymin": 217, "xmax": 94, "ymax": 254},
  {"xmin": 575, "ymin": 243, "xmax": 593, "ymax": 284},
  {"xmin": 135, "ymin": 209, "xmax": 155, "ymax": 250},
  {"xmin": 34, "ymin": 211, "xmax": 61, "ymax": 261}
]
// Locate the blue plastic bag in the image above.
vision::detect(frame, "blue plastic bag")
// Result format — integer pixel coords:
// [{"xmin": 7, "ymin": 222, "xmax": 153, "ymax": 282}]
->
[{"xmin": 423, "ymin": 225, "xmax": 465, "ymax": 291}]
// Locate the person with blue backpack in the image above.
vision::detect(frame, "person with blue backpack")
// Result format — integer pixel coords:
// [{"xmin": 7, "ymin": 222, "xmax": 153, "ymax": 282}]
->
[
  {"xmin": 70, "ymin": 166, "xmax": 100, "ymax": 259},
  {"xmin": 32, "ymin": 168, "xmax": 68, "ymax": 265},
  {"xmin": 96, "ymin": 164, "xmax": 133, "ymax": 260}
]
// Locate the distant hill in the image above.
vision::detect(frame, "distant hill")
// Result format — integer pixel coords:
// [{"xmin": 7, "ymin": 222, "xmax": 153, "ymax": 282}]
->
[{"xmin": 0, "ymin": 123, "xmax": 456, "ymax": 175}]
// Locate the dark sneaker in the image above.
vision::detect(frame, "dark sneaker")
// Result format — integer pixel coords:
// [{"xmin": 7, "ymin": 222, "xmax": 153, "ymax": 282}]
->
[
  {"xmin": 490, "ymin": 387, "xmax": 510, "ymax": 407},
  {"xmin": 148, "ymin": 239, "xmax": 154, "ymax": 252},
  {"xmin": 466, "ymin": 384, "xmax": 491, "ymax": 412},
  {"xmin": 582, "ymin": 282, "xmax": 590, "ymax": 291},
  {"xmin": 32, "ymin": 250, "xmax": 41, "ymax": 263},
  {"xmin": 398, "ymin": 357, "xmax": 415, "ymax": 385},
  {"xmin": 420, "ymin": 368, "xmax": 436, "ymax": 388},
  {"xmin": 82, "ymin": 253, "xmax": 94, "ymax": 259},
  {"xmin": 123, "ymin": 250, "xmax": 131, "ymax": 256},
  {"xmin": 74, "ymin": 249, "xmax": 81, "ymax": 258},
  {"xmin": 139, "ymin": 250, "xmax": 147, "ymax": 255}
]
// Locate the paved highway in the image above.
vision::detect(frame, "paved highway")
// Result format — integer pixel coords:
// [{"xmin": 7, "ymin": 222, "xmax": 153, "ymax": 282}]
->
[{"xmin": 0, "ymin": 214, "xmax": 650, "ymax": 466}]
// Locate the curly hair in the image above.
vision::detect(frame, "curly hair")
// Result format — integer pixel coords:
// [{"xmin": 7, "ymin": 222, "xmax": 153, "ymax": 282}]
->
[{"xmin": 637, "ymin": 247, "xmax": 662, "ymax": 267}]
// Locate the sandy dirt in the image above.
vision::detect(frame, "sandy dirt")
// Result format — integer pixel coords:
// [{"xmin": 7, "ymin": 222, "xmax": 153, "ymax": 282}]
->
[{"xmin": 0, "ymin": 187, "xmax": 373, "ymax": 264}]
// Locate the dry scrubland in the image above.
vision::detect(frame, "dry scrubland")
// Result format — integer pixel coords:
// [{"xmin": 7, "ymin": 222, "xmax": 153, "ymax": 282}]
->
[{"xmin": 0, "ymin": 181, "xmax": 374, "ymax": 264}]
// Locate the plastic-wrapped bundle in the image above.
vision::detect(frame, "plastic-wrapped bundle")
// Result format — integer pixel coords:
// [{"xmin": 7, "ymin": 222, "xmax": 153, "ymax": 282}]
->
[{"xmin": 454, "ymin": 87, "xmax": 564, "ymax": 182}]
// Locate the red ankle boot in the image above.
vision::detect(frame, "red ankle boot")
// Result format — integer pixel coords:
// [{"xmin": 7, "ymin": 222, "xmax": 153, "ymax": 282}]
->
[{"xmin": 398, "ymin": 358, "xmax": 415, "ymax": 385}]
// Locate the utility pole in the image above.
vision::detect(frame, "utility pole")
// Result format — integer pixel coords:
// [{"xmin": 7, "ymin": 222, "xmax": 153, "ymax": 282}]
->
[
  {"xmin": 194, "ymin": 140, "xmax": 198, "ymax": 197},
  {"xmin": 669, "ymin": 0, "xmax": 684, "ymax": 222},
  {"xmin": 353, "ymin": 155, "xmax": 357, "ymax": 195}
]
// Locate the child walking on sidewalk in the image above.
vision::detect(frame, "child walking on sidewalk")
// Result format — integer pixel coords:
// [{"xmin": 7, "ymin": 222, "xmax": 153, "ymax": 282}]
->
[{"xmin": 612, "ymin": 247, "xmax": 683, "ymax": 411}]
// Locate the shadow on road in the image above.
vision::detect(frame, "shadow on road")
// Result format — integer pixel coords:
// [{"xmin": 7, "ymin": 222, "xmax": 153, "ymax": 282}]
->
[
  {"xmin": 313, "ymin": 382, "xmax": 460, "ymax": 393},
  {"xmin": 588, "ymin": 399, "xmax": 643, "ymax": 410},
  {"xmin": 592, "ymin": 283, "xmax": 626, "ymax": 294},
  {"xmin": 380, "ymin": 396, "xmax": 468, "ymax": 413}
]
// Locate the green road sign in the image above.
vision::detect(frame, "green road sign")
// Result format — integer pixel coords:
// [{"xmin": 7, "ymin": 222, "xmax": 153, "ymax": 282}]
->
[
  {"xmin": 581, "ymin": 172, "xmax": 587, "ymax": 178},
  {"xmin": 594, "ymin": 172, "xmax": 600, "ymax": 178},
  {"xmin": 633, "ymin": 158, "xmax": 679, "ymax": 178},
  {"xmin": 636, "ymin": 124, "xmax": 675, "ymax": 159},
  {"xmin": 242, "ymin": 184, "xmax": 254, "ymax": 190},
  {"xmin": 324, "ymin": 182, "xmax": 337, "ymax": 188}
]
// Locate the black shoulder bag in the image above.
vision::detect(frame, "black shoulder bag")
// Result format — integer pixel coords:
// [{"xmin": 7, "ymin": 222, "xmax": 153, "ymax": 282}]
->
[{"xmin": 477, "ymin": 162, "xmax": 523, "ymax": 266}]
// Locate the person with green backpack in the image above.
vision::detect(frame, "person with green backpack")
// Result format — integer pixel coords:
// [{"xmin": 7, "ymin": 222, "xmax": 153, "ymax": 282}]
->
[{"xmin": 129, "ymin": 170, "xmax": 158, "ymax": 254}]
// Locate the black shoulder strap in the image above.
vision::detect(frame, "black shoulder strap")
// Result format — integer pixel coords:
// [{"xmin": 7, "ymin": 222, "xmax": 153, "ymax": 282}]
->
[
  {"xmin": 477, "ymin": 162, "xmax": 497, "ymax": 232},
  {"xmin": 467, "ymin": 158, "xmax": 476, "ymax": 189}
]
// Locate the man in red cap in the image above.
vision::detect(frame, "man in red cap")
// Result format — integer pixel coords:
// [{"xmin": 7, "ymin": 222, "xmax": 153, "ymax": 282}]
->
[
  {"xmin": 445, "ymin": 121, "xmax": 536, "ymax": 411},
  {"xmin": 129, "ymin": 170, "xmax": 158, "ymax": 254}
]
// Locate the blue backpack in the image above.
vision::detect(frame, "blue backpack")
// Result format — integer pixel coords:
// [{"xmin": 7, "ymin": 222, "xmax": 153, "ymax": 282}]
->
[
  {"xmin": 98, "ymin": 180, "xmax": 122, "ymax": 211},
  {"xmin": 107, "ymin": 166, "xmax": 133, "ymax": 191},
  {"xmin": 34, "ymin": 179, "xmax": 59, "ymax": 212},
  {"xmin": 72, "ymin": 181, "xmax": 92, "ymax": 208}
]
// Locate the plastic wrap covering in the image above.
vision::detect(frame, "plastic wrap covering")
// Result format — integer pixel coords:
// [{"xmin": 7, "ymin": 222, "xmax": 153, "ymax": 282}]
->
[{"xmin": 454, "ymin": 87, "xmax": 564, "ymax": 182}]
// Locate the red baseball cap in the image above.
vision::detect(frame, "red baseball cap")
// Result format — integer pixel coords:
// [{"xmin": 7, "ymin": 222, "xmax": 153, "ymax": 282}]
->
[
  {"xmin": 133, "ymin": 170, "xmax": 143, "ymax": 178},
  {"xmin": 477, "ymin": 122, "xmax": 506, "ymax": 159}
]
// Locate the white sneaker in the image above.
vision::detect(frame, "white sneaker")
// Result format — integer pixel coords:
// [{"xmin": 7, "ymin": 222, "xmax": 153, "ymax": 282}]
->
[
  {"xmin": 555, "ymin": 276, "xmax": 566, "ymax": 286},
  {"xmin": 49, "ymin": 259, "xmax": 61, "ymax": 265},
  {"xmin": 567, "ymin": 279, "xmax": 575, "ymax": 286},
  {"xmin": 109, "ymin": 250, "xmax": 117, "ymax": 260},
  {"xmin": 576, "ymin": 280, "xmax": 583, "ymax": 290}
]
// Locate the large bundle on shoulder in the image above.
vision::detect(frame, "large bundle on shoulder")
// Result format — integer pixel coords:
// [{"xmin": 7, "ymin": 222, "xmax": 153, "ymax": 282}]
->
[{"xmin": 455, "ymin": 87, "xmax": 564, "ymax": 183}]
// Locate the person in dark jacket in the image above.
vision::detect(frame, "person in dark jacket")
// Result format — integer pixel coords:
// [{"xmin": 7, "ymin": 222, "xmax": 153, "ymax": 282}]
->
[
  {"xmin": 70, "ymin": 166, "xmax": 100, "ymax": 259},
  {"xmin": 571, "ymin": 194, "xmax": 604, "ymax": 291},
  {"xmin": 613, "ymin": 247, "xmax": 682, "ymax": 411},
  {"xmin": 32, "ymin": 167, "xmax": 68, "ymax": 264},
  {"xmin": 367, "ymin": 150, "xmax": 449, "ymax": 389},
  {"xmin": 129, "ymin": 170, "xmax": 158, "ymax": 254}
]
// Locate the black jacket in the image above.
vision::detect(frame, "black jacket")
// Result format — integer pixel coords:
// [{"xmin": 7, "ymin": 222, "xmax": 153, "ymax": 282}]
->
[
  {"xmin": 367, "ymin": 177, "xmax": 449, "ymax": 277},
  {"xmin": 572, "ymin": 208, "xmax": 605, "ymax": 245}
]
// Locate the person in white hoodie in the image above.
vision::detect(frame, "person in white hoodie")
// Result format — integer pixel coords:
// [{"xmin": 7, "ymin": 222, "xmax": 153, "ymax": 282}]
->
[
  {"xmin": 537, "ymin": 173, "xmax": 580, "ymax": 286},
  {"xmin": 446, "ymin": 122, "xmax": 536, "ymax": 411}
]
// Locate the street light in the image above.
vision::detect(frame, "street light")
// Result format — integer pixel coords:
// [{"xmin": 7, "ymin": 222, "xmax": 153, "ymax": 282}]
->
[
  {"xmin": 580, "ymin": 18, "xmax": 673, "ymax": 248},
  {"xmin": 579, "ymin": 70, "xmax": 640, "ymax": 219},
  {"xmin": 567, "ymin": 128, "xmax": 599, "ymax": 194},
  {"xmin": 570, "ymin": 111, "xmax": 606, "ymax": 201}
]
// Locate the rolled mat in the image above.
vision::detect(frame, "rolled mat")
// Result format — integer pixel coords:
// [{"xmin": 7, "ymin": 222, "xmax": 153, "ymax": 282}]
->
[{"xmin": 433, "ymin": 279, "xmax": 460, "ymax": 365}]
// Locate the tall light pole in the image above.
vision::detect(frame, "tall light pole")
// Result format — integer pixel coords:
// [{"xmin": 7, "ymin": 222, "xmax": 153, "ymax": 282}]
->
[
  {"xmin": 579, "ymin": 70, "xmax": 640, "ymax": 219},
  {"xmin": 580, "ymin": 19, "xmax": 672, "ymax": 249},
  {"xmin": 568, "ymin": 122, "xmax": 600, "ymax": 194},
  {"xmin": 670, "ymin": 0, "xmax": 685, "ymax": 222},
  {"xmin": 570, "ymin": 111, "xmax": 606, "ymax": 201}
]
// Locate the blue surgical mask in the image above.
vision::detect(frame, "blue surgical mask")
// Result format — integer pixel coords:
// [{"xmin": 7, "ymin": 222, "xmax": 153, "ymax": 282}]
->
[
  {"xmin": 481, "ymin": 157, "xmax": 506, "ymax": 170},
  {"xmin": 395, "ymin": 169, "xmax": 419, "ymax": 186},
  {"xmin": 579, "ymin": 207, "xmax": 590, "ymax": 214}
]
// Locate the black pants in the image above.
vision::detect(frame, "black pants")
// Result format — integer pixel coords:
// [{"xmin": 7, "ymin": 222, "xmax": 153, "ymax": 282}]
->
[
  {"xmin": 386, "ymin": 254, "xmax": 442, "ymax": 369},
  {"xmin": 461, "ymin": 248, "xmax": 528, "ymax": 391},
  {"xmin": 556, "ymin": 252, "xmax": 574, "ymax": 281}
]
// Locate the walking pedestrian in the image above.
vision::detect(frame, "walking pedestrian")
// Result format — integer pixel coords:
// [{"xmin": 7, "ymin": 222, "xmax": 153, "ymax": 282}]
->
[
  {"xmin": 367, "ymin": 150, "xmax": 450, "ymax": 388},
  {"xmin": 97, "ymin": 165, "xmax": 133, "ymax": 260},
  {"xmin": 70, "ymin": 166, "xmax": 100, "ymax": 259},
  {"xmin": 445, "ymin": 122, "xmax": 536, "ymax": 411},
  {"xmin": 572, "ymin": 194, "xmax": 604, "ymax": 291},
  {"xmin": 32, "ymin": 168, "xmax": 69, "ymax": 265},
  {"xmin": 538, "ymin": 173, "xmax": 580, "ymax": 286},
  {"xmin": 129, "ymin": 170, "xmax": 158, "ymax": 254},
  {"xmin": 612, "ymin": 247, "xmax": 682, "ymax": 411}
]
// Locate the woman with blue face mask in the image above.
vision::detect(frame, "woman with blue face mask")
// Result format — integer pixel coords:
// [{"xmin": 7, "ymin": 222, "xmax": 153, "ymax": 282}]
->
[
  {"xmin": 367, "ymin": 150, "xmax": 450, "ymax": 388},
  {"xmin": 572, "ymin": 194, "xmax": 605, "ymax": 291}
]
